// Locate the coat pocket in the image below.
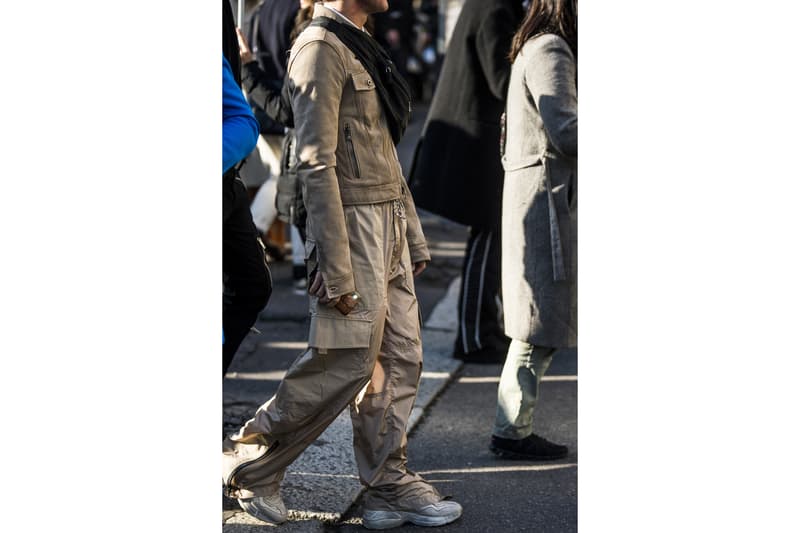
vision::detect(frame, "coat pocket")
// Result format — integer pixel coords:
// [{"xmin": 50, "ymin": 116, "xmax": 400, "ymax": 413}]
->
[{"xmin": 308, "ymin": 314, "xmax": 373, "ymax": 350}]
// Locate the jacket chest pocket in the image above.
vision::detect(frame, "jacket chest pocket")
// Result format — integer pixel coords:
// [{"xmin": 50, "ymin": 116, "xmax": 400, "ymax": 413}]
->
[{"xmin": 351, "ymin": 71, "xmax": 379, "ymax": 124}]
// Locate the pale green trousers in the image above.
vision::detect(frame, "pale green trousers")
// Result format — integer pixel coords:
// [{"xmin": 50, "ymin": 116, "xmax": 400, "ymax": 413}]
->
[{"xmin": 493, "ymin": 339, "xmax": 555, "ymax": 439}]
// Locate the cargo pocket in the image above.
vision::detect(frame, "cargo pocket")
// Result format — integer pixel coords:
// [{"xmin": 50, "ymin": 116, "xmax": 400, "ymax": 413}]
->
[{"xmin": 308, "ymin": 314, "xmax": 373, "ymax": 351}]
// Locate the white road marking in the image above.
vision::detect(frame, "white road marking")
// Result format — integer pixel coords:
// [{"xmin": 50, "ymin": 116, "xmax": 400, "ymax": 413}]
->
[{"xmin": 457, "ymin": 375, "xmax": 578, "ymax": 384}]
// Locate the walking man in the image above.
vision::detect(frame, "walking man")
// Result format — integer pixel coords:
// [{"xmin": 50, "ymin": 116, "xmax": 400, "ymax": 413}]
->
[{"xmin": 222, "ymin": 2, "xmax": 463, "ymax": 529}]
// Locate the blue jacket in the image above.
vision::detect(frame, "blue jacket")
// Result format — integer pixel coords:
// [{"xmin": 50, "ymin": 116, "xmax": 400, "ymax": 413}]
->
[{"xmin": 222, "ymin": 55, "xmax": 259, "ymax": 173}]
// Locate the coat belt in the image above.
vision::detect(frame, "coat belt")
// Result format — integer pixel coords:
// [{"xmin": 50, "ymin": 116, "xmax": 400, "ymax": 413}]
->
[{"xmin": 542, "ymin": 152, "xmax": 567, "ymax": 281}]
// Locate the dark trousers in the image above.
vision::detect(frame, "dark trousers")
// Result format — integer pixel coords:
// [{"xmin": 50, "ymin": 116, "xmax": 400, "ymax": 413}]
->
[
  {"xmin": 223, "ymin": 174, "xmax": 272, "ymax": 376},
  {"xmin": 456, "ymin": 226, "xmax": 504, "ymax": 354}
]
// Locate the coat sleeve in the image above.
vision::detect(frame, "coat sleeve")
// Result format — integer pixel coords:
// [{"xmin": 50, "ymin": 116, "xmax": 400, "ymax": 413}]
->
[
  {"xmin": 475, "ymin": 6, "xmax": 517, "ymax": 101},
  {"xmin": 241, "ymin": 60, "xmax": 294, "ymax": 129},
  {"xmin": 524, "ymin": 36, "xmax": 578, "ymax": 158},
  {"xmin": 288, "ymin": 40, "xmax": 355, "ymax": 300},
  {"xmin": 222, "ymin": 55, "xmax": 259, "ymax": 173}
]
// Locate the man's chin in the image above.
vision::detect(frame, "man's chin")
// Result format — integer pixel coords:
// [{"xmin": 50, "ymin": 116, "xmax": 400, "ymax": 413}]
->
[{"xmin": 360, "ymin": 0, "xmax": 389, "ymax": 15}]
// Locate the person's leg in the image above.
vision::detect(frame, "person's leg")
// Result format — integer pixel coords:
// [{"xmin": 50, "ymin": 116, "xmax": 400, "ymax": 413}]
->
[
  {"xmin": 490, "ymin": 340, "xmax": 567, "ymax": 459},
  {"xmin": 223, "ymin": 321, "xmax": 383, "ymax": 525},
  {"xmin": 223, "ymin": 202, "xmax": 391, "ymax": 503},
  {"xmin": 351, "ymin": 244, "xmax": 430, "ymax": 506},
  {"xmin": 223, "ymin": 175, "xmax": 272, "ymax": 376},
  {"xmin": 454, "ymin": 226, "xmax": 507, "ymax": 362},
  {"xmin": 493, "ymin": 340, "xmax": 555, "ymax": 439},
  {"xmin": 456, "ymin": 227, "xmax": 483, "ymax": 354},
  {"xmin": 222, "ymin": 331, "xmax": 383, "ymax": 498},
  {"xmin": 476, "ymin": 224, "xmax": 504, "ymax": 344},
  {"xmin": 350, "ymin": 200, "xmax": 462, "ymax": 528}
]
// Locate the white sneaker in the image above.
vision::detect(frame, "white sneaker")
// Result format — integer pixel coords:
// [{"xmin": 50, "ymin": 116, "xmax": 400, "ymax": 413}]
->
[
  {"xmin": 362, "ymin": 500, "xmax": 463, "ymax": 530},
  {"xmin": 292, "ymin": 277, "xmax": 307, "ymax": 295},
  {"xmin": 238, "ymin": 492, "xmax": 288, "ymax": 524}
]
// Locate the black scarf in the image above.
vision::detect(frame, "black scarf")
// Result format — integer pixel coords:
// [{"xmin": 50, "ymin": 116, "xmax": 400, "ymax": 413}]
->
[{"xmin": 309, "ymin": 17, "xmax": 411, "ymax": 145}]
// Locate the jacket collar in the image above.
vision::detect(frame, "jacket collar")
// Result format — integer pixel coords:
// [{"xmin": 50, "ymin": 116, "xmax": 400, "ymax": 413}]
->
[{"xmin": 314, "ymin": 3, "xmax": 363, "ymax": 30}]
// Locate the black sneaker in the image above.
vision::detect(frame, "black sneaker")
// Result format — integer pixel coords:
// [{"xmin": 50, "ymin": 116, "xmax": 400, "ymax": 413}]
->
[{"xmin": 490, "ymin": 434, "xmax": 568, "ymax": 460}]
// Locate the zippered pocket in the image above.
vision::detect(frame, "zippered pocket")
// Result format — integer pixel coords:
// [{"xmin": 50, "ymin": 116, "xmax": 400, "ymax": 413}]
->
[{"xmin": 344, "ymin": 123, "xmax": 362, "ymax": 179}]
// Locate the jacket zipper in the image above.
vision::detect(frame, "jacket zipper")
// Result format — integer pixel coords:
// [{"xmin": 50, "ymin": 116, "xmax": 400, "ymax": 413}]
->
[{"xmin": 344, "ymin": 123, "xmax": 362, "ymax": 179}]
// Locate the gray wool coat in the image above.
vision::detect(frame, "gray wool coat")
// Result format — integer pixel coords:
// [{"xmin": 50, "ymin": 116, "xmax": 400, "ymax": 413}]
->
[{"xmin": 501, "ymin": 34, "xmax": 577, "ymax": 348}]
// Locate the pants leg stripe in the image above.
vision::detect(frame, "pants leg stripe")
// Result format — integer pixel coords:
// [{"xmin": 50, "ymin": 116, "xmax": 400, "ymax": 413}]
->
[
  {"xmin": 473, "ymin": 230, "xmax": 493, "ymax": 350},
  {"xmin": 460, "ymin": 231, "xmax": 483, "ymax": 352}
]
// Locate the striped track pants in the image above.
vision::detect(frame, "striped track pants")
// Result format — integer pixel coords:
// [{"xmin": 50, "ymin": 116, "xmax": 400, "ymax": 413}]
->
[{"xmin": 456, "ymin": 226, "xmax": 503, "ymax": 354}]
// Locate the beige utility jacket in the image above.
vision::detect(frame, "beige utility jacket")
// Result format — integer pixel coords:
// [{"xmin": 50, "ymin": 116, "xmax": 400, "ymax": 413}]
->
[{"xmin": 287, "ymin": 4, "xmax": 430, "ymax": 300}]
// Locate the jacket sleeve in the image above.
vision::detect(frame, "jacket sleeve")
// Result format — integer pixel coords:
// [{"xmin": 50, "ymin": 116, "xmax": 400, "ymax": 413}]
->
[
  {"xmin": 288, "ymin": 40, "xmax": 355, "ymax": 299},
  {"xmin": 223, "ymin": 55, "xmax": 259, "ymax": 173},
  {"xmin": 400, "ymin": 177, "xmax": 431, "ymax": 264},
  {"xmin": 524, "ymin": 36, "xmax": 578, "ymax": 158},
  {"xmin": 475, "ymin": 6, "xmax": 517, "ymax": 101},
  {"xmin": 241, "ymin": 61, "xmax": 294, "ymax": 128}
]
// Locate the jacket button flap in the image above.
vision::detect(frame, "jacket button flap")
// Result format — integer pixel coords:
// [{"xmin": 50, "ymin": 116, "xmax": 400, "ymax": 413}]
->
[{"xmin": 352, "ymin": 71, "xmax": 376, "ymax": 91}]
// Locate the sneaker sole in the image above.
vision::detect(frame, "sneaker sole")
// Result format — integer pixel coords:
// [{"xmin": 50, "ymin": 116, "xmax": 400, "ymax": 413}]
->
[
  {"xmin": 363, "ymin": 508, "xmax": 463, "ymax": 530},
  {"xmin": 241, "ymin": 509, "xmax": 287, "ymax": 525},
  {"xmin": 489, "ymin": 444, "xmax": 568, "ymax": 461},
  {"xmin": 238, "ymin": 501, "xmax": 287, "ymax": 525}
]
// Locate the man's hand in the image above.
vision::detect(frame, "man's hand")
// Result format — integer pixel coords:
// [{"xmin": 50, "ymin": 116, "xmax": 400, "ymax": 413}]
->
[
  {"xmin": 413, "ymin": 261, "xmax": 428, "ymax": 277},
  {"xmin": 236, "ymin": 27, "xmax": 256, "ymax": 64},
  {"xmin": 308, "ymin": 270, "xmax": 339, "ymax": 307}
]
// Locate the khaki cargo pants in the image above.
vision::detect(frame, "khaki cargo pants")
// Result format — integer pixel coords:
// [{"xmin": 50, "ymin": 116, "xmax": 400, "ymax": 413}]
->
[{"xmin": 223, "ymin": 199, "xmax": 441, "ymax": 510}]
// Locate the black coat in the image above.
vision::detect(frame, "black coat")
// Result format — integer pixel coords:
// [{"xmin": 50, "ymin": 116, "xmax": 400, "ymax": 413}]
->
[
  {"xmin": 244, "ymin": 0, "xmax": 299, "ymax": 135},
  {"xmin": 408, "ymin": 0, "xmax": 524, "ymax": 228},
  {"xmin": 247, "ymin": 0, "xmax": 299, "ymax": 82}
]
